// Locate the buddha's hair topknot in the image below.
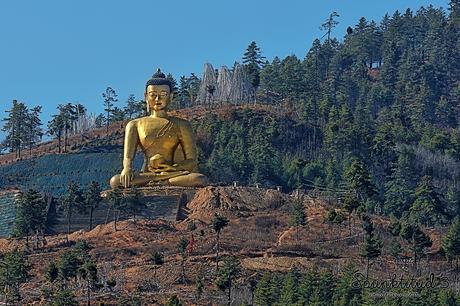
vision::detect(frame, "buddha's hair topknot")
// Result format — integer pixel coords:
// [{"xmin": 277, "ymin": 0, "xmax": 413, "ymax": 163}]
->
[{"xmin": 145, "ymin": 68, "xmax": 173, "ymax": 92}]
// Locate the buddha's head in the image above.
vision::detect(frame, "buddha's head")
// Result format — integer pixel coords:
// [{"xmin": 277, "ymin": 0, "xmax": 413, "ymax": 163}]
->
[{"xmin": 145, "ymin": 69, "xmax": 174, "ymax": 113}]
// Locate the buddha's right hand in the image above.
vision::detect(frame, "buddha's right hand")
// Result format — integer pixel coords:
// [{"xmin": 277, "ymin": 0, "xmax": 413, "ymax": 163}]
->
[{"xmin": 120, "ymin": 168, "xmax": 134, "ymax": 188}]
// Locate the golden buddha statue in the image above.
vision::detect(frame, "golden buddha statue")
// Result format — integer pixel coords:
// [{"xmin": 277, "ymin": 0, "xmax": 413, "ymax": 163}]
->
[{"xmin": 110, "ymin": 69, "xmax": 208, "ymax": 188}]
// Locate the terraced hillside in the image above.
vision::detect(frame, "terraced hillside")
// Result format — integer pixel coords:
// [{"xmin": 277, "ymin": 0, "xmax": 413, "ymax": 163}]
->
[
  {"xmin": 0, "ymin": 190, "xmax": 19, "ymax": 237},
  {"xmin": 0, "ymin": 149, "xmax": 144, "ymax": 195}
]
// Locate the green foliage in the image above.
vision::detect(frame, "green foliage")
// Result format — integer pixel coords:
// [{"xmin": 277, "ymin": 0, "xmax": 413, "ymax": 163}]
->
[
  {"xmin": 359, "ymin": 218, "xmax": 383, "ymax": 277},
  {"xmin": 442, "ymin": 216, "xmax": 460, "ymax": 264},
  {"xmin": 242, "ymin": 41, "xmax": 266, "ymax": 89},
  {"xmin": 59, "ymin": 181, "xmax": 84, "ymax": 241},
  {"xmin": 215, "ymin": 256, "xmax": 241, "ymax": 305},
  {"xmin": 12, "ymin": 189, "xmax": 47, "ymax": 243},
  {"xmin": 254, "ymin": 272, "xmax": 274, "ymax": 306},
  {"xmin": 49, "ymin": 288, "xmax": 78, "ymax": 306},
  {"xmin": 83, "ymin": 181, "xmax": 102, "ymax": 230},
  {"xmin": 400, "ymin": 220, "xmax": 432, "ymax": 270},
  {"xmin": 0, "ymin": 249, "xmax": 30, "ymax": 303},
  {"xmin": 45, "ymin": 261, "xmax": 59, "ymax": 283},
  {"xmin": 165, "ymin": 295, "xmax": 182, "ymax": 306},
  {"xmin": 409, "ymin": 175, "xmax": 445, "ymax": 226},
  {"xmin": 279, "ymin": 267, "xmax": 301, "ymax": 304}
]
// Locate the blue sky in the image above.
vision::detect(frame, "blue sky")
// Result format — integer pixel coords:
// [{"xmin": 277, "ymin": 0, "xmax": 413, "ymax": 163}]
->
[{"xmin": 0, "ymin": 0, "xmax": 450, "ymax": 138}]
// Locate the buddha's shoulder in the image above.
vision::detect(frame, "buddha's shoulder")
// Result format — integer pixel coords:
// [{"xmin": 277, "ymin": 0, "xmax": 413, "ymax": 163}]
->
[{"xmin": 168, "ymin": 116, "xmax": 192, "ymax": 127}]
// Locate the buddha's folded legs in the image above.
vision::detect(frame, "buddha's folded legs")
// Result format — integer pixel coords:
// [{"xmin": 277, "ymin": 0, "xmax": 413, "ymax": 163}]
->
[{"xmin": 110, "ymin": 171, "xmax": 207, "ymax": 188}]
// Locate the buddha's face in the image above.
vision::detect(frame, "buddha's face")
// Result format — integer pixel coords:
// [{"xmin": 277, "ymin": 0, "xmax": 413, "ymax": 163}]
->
[{"xmin": 145, "ymin": 84, "xmax": 172, "ymax": 112}]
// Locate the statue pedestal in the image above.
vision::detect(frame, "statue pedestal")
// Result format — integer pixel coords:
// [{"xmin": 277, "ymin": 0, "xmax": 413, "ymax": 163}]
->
[{"xmin": 47, "ymin": 186, "xmax": 200, "ymax": 234}]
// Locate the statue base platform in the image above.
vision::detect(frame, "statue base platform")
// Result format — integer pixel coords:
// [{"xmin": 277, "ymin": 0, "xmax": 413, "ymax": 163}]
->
[{"xmin": 46, "ymin": 186, "xmax": 200, "ymax": 234}]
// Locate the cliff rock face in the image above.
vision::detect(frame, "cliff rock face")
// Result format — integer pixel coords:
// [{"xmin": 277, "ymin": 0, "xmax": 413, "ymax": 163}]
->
[
  {"xmin": 196, "ymin": 63, "xmax": 218, "ymax": 105},
  {"xmin": 197, "ymin": 62, "xmax": 255, "ymax": 105},
  {"xmin": 215, "ymin": 66, "xmax": 232, "ymax": 103},
  {"xmin": 230, "ymin": 63, "xmax": 255, "ymax": 104}
]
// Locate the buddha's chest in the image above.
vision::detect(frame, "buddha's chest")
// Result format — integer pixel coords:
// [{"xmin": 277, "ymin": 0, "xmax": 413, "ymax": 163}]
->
[{"xmin": 137, "ymin": 119, "xmax": 180, "ymax": 149}]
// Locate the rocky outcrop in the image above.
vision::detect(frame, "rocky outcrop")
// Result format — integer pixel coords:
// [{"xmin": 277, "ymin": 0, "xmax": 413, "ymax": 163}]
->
[
  {"xmin": 196, "ymin": 63, "xmax": 217, "ymax": 105},
  {"xmin": 197, "ymin": 62, "xmax": 255, "ymax": 105}
]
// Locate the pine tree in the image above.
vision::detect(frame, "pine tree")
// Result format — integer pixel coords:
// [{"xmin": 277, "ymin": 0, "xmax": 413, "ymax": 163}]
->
[
  {"xmin": 49, "ymin": 288, "xmax": 78, "ymax": 306},
  {"xmin": 212, "ymin": 215, "xmax": 229, "ymax": 271},
  {"xmin": 25, "ymin": 106, "xmax": 43, "ymax": 156},
  {"xmin": 289, "ymin": 200, "xmax": 307, "ymax": 245},
  {"xmin": 344, "ymin": 158, "xmax": 376, "ymax": 202},
  {"xmin": 13, "ymin": 189, "xmax": 47, "ymax": 249},
  {"xmin": 442, "ymin": 216, "xmax": 460, "ymax": 273},
  {"xmin": 359, "ymin": 218, "xmax": 382, "ymax": 279},
  {"xmin": 124, "ymin": 94, "xmax": 143, "ymax": 119},
  {"xmin": 1, "ymin": 100, "xmax": 28, "ymax": 158},
  {"xmin": 0, "ymin": 249, "xmax": 30, "ymax": 304},
  {"xmin": 45, "ymin": 261, "xmax": 59, "ymax": 283},
  {"xmin": 400, "ymin": 221, "xmax": 432, "ymax": 271},
  {"xmin": 60, "ymin": 182, "xmax": 84, "ymax": 243},
  {"xmin": 310, "ymin": 270, "xmax": 335, "ymax": 305},
  {"xmin": 178, "ymin": 237, "xmax": 189, "ymax": 284},
  {"xmin": 102, "ymin": 86, "xmax": 118, "ymax": 132},
  {"xmin": 123, "ymin": 187, "xmax": 144, "ymax": 223},
  {"xmin": 298, "ymin": 269, "xmax": 318, "ymax": 305},
  {"xmin": 254, "ymin": 272, "xmax": 273, "ymax": 306},
  {"xmin": 333, "ymin": 264, "xmax": 363, "ymax": 306},
  {"xmin": 215, "ymin": 256, "xmax": 241, "ymax": 306},
  {"xmin": 83, "ymin": 181, "xmax": 102, "ymax": 231},
  {"xmin": 150, "ymin": 251, "xmax": 164, "ymax": 282},
  {"xmin": 48, "ymin": 113, "xmax": 65, "ymax": 153},
  {"xmin": 106, "ymin": 187, "xmax": 124, "ymax": 231},
  {"xmin": 409, "ymin": 175, "xmax": 444, "ymax": 227},
  {"xmin": 279, "ymin": 267, "xmax": 300, "ymax": 304},
  {"xmin": 242, "ymin": 41, "xmax": 266, "ymax": 89}
]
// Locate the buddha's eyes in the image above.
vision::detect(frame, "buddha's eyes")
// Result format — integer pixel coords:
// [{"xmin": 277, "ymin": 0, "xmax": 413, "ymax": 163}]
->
[{"xmin": 149, "ymin": 91, "xmax": 168, "ymax": 98}]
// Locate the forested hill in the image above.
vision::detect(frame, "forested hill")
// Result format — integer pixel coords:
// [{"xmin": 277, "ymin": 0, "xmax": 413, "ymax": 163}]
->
[{"xmin": 1, "ymin": 3, "xmax": 459, "ymax": 226}]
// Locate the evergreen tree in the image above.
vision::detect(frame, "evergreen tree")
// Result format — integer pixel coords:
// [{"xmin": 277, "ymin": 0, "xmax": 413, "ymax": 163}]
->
[
  {"xmin": 359, "ymin": 218, "xmax": 382, "ymax": 279},
  {"xmin": 13, "ymin": 189, "xmax": 47, "ymax": 248},
  {"xmin": 253, "ymin": 272, "xmax": 273, "ymax": 306},
  {"xmin": 83, "ymin": 181, "xmax": 102, "ymax": 231},
  {"xmin": 0, "ymin": 249, "xmax": 30, "ymax": 304},
  {"xmin": 310, "ymin": 270, "xmax": 335, "ymax": 306},
  {"xmin": 46, "ymin": 261, "xmax": 59, "ymax": 283},
  {"xmin": 212, "ymin": 214, "xmax": 229, "ymax": 271},
  {"xmin": 333, "ymin": 264, "xmax": 363, "ymax": 306},
  {"xmin": 123, "ymin": 187, "xmax": 144, "ymax": 223},
  {"xmin": 49, "ymin": 288, "xmax": 78, "ymax": 306},
  {"xmin": 409, "ymin": 175, "xmax": 444, "ymax": 226},
  {"xmin": 150, "ymin": 251, "xmax": 164, "ymax": 282},
  {"xmin": 165, "ymin": 295, "xmax": 182, "ymax": 306},
  {"xmin": 442, "ymin": 216, "xmax": 460, "ymax": 272},
  {"xmin": 106, "ymin": 187, "xmax": 124, "ymax": 231},
  {"xmin": 25, "ymin": 105, "xmax": 43, "ymax": 156},
  {"xmin": 59, "ymin": 181, "xmax": 84, "ymax": 243},
  {"xmin": 178, "ymin": 237, "xmax": 189, "ymax": 284},
  {"xmin": 242, "ymin": 41, "xmax": 266, "ymax": 89},
  {"xmin": 289, "ymin": 200, "xmax": 307, "ymax": 244},
  {"xmin": 102, "ymin": 86, "xmax": 118, "ymax": 132},
  {"xmin": 279, "ymin": 267, "xmax": 300, "ymax": 305},
  {"xmin": 400, "ymin": 221, "xmax": 432, "ymax": 271},
  {"xmin": 298, "ymin": 269, "xmax": 318, "ymax": 305},
  {"xmin": 344, "ymin": 158, "xmax": 376, "ymax": 202},
  {"xmin": 215, "ymin": 256, "xmax": 241, "ymax": 306},
  {"xmin": 124, "ymin": 94, "xmax": 144, "ymax": 119},
  {"xmin": 1, "ymin": 100, "xmax": 28, "ymax": 158}
]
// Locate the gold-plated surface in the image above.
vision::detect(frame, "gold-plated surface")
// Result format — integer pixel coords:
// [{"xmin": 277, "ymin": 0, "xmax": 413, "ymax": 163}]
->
[{"xmin": 110, "ymin": 71, "xmax": 208, "ymax": 188}]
